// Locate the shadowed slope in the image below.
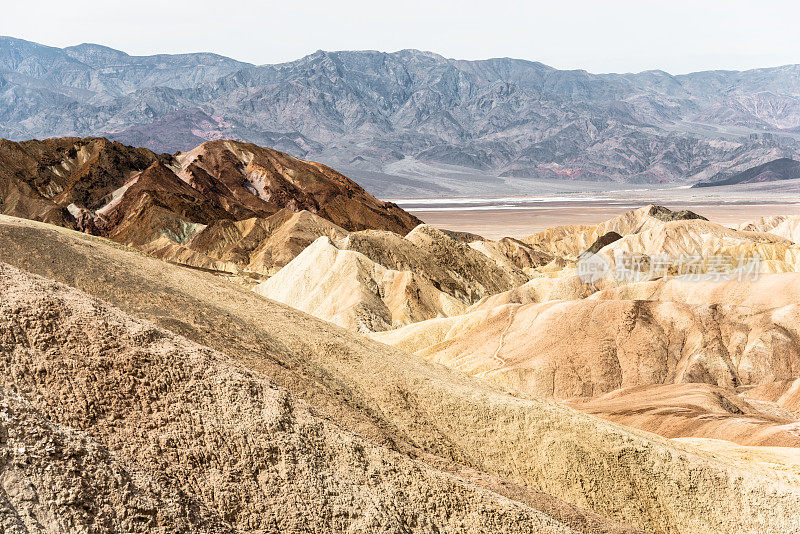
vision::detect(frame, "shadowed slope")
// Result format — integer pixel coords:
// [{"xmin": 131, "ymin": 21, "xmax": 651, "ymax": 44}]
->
[{"xmin": 695, "ymin": 158, "xmax": 800, "ymax": 187}]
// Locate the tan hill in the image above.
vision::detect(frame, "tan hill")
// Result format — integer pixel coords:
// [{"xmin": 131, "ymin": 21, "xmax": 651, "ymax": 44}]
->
[
  {"xmin": 354, "ymin": 224, "xmax": 530, "ymax": 300},
  {"xmin": 588, "ymin": 273, "xmax": 800, "ymax": 310},
  {"xmin": 195, "ymin": 209, "xmax": 348, "ymax": 271},
  {"xmin": 482, "ymin": 207, "xmax": 800, "ymax": 309},
  {"xmin": 142, "ymin": 209, "xmax": 349, "ymax": 277},
  {"xmin": 0, "ymin": 137, "xmax": 420, "ymax": 275},
  {"xmin": 372, "ymin": 241, "xmax": 800, "ymax": 447},
  {"xmin": 673, "ymin": 437, "xmax": 800, "ymax": 478},
  {"xmin": 739, "ymin": 214, "xmax": 800, "ymax": 243},
  {"xmin": 521, "ymin": 205, "xmax": 706, "ymax": 259},
  {"xmin": 374, "ymin": 277, "xmax": 800, "ymax": 395},
  {"xmin": 594, "ymin": 218, "xmax": 798, "ymax": 273},
  {"xmin": 467, "ymin": 274, "xmax": 608, "ymax": 312},
  {"xmin": 372, "ymin": 298, "xmax": 753, "ymax": 398},
  {"xmin": 4, "ymin": 215, "xmax": 800, "ymax": 533},
  {"xmin": 254, "ymin": 236, "xmax": 467, "ymax": 332},
  {"xmin": 255, "ymin": 224, "xmax": 529, "ymax": 331},
  {"xmin": 469, "ymin": 237, "xmax": 556, "ymax": 273},
  {"xmin": 515, "ymin": 205, "xmax": 800, "ymax": 285}
]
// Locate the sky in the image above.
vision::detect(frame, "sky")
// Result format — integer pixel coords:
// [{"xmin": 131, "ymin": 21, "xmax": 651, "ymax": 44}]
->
[{"xmin": 2, "ymin": 0, "xmax": 799, "ymax": 74}]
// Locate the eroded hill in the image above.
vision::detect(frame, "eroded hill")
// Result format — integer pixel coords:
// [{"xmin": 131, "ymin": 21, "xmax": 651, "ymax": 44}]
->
[
  {"xmin": 368, "ymin": 206, "xmax": 800, "ymax": 455},
  {"xmin": 4, "ymin": 137, "xmax": 800, "ymax": 533},
  {"xmin": 0, "ymin": 137, "xmax": 420, "ymax": 278}
]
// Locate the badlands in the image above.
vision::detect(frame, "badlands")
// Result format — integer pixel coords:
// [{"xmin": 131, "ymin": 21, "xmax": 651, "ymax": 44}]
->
[{"xmin": 3, "ymin": 137, "xmax": 800, "ymax": 532}]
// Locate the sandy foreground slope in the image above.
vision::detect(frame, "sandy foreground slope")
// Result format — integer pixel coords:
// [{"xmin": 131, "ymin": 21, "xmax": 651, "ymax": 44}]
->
[
  {"xmin": 0, "ymin": 262, "xmax": 577, "ymax": 533},
  {"xmin": 0, "ymin": 387, "xmax": 228, "ymax": 533},
  {"xmin": 2, "ymin": 215, "xmax": 800, "ymax": 533}
]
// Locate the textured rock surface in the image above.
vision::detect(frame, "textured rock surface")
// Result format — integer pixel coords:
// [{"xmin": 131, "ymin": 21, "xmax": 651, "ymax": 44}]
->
[
  {"xmin": 0, "ymin": 389, "xmax": 228, "ymax": 533},
  {"xmin": 4, "ymin": 216, "xmax": 800, "ymax": 533},
  {"xmin": 0, "ymin": 262, "xmax": 578, "ymax": 533},
  {"xmin": 143, "ymin": 209, "xmax": 349, "ymax": 277},
  {"xmin": 375, "ymin": 298, "xmax": 775, "ymax": 396}
]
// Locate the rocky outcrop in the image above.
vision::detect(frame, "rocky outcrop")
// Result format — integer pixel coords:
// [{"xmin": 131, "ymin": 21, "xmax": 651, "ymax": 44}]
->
[
  {"xmin": 254, "ymin": 236, "xmax": 467, "ymax": 331},
  {"xmin": 0, "ymin": 137, "xmax": 421, "ymax": 275},
  {"xmin": 0, "ymin": 388, "xmax": 228, "ymax": 533}
]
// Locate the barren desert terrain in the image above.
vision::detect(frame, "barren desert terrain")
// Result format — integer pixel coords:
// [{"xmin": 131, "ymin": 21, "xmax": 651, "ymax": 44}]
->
[{"xmin": 3, "ymin": 137, "xmax": 800, "ymax": 533}]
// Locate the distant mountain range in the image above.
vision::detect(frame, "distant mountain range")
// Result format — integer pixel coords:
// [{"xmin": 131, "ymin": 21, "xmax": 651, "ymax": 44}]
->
[
  {"xmin": 694, "ymin": 157, "xmax": 800, "ymax": 187},
  {"xmin": 4, "ymin": 35, "xmax": 800, "ymax": 196}
]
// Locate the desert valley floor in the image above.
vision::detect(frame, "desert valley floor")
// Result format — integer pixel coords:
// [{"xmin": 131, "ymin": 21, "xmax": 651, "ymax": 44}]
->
[{"xmin": 401, "ymin": 191, "xmax": 800, "ymax": 240}]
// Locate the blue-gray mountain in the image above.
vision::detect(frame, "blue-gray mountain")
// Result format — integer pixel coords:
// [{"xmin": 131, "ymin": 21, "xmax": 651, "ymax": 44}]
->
[
  {"xmin": 694, "ymin": 157, "xmax": 800, "ymax": 187},
  {"xmin": 3, "ymin": 35, "xmax": 800, "ymax": 196}
]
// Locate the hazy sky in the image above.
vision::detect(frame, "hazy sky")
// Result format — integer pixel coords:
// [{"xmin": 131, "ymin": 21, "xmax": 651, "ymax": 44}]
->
[{"xmin": 3, "ymin": 0, "xmax": 799, "ymax": 74}]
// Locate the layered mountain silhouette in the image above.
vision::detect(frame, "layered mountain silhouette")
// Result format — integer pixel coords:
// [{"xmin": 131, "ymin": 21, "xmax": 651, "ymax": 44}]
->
[{"xmin": 4, "ymin": 36, "xmax": 800, "ymax": 195}]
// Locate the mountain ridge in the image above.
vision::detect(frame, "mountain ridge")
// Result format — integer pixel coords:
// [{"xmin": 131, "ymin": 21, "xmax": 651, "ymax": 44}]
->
[{"xmin": 4, "ymin": 35, "xmax": 800, "ymax": 196}]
